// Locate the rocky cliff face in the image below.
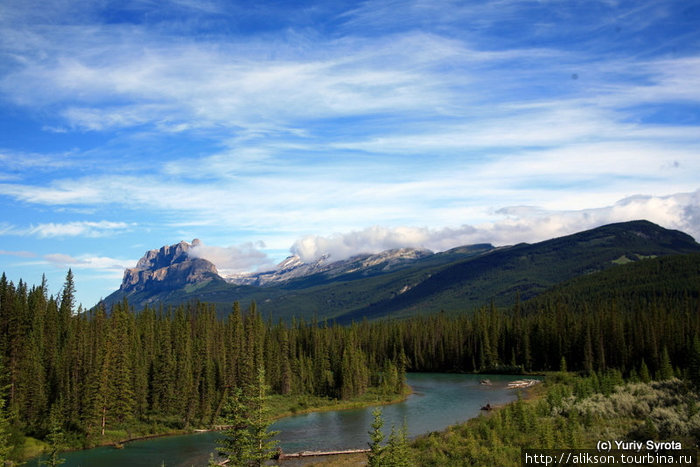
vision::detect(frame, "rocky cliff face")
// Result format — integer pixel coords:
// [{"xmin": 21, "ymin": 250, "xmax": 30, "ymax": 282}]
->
[{"xmin": 119, "ymin": 239, "xmax": 221, "ymax": 294}]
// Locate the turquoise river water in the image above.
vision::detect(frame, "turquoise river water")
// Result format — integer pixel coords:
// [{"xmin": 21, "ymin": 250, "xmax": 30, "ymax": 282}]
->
[{"xmin": 30, "ymin": 373, "xmax": 534, "ymax": 466}]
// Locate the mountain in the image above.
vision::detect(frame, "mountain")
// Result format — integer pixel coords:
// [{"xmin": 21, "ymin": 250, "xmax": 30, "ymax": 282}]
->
[
  {"xmin": 102, "ymin": 239, "xmax": 226, "ymax": 309},
  {"xmin": 336, "ymin": 219, "xmax": 700, "ymax": 322},
  {"xmin": 101, "ymin": 220, "xmax": 700, "ymax": 320},
  {"xmin": 226, "ymin": 247, "xmax": 440, "ymax": 287}
]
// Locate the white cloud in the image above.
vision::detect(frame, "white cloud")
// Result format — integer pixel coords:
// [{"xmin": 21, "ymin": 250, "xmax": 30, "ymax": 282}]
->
[
  {"xmin": 290, "ymin": 190, "xmax": 700, "ymax": 262},
  {"xmin": 27, "ymin": 221, "xmax": 131, "ymax": 238},
  {"xmin": 0, "ymin": 249, "xmax": 36, "ymax": 258},
  {"xmin": 187, "ymin": 241, "xmax": 275, "ymax": 274},
  {"xmin": 0, "ymin": 220, "xmax": 132, "ymax": 239},
  {"xmin": 291, "ymin": 226, "xmax": 436, "ymax": 262},
  {"xmin": 1, "ymin": 147, "xmax": 697, "ymax": 244},
  {"xmin": 1, "ymin": 31, "xmax": 463, "ymax": 133},
  {"xmin": 43, "ymin": 253, "xmax": 134, "ymax": 274}
]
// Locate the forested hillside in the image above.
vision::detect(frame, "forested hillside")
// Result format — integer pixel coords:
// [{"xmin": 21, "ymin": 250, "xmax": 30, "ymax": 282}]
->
[{"xmin": 340, "ymin": 220, "xmax": 700, "ymax": 321}]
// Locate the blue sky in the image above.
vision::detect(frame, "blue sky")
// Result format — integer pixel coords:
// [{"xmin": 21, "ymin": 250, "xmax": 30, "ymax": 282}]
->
[{"xmin": 1, "ymin": 0, "xmax": 699, "ymax": 307}]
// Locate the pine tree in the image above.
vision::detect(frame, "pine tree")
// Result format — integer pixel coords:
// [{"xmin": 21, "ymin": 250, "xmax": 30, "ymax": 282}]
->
[
  {"xmin": 278, "ymin": 328, "xmax": 292, "ymax": 395},
  {"xmin": 688, "ymin": 336, "xmax": 700, "ymax": 388},
  {"xmin": 658, "ymin": 347, "xmax": 674, "ymax": 381},
  {"xmin": 173, "ymin": 307, "xmax": 196, "ymax": 426},
  {"xmin": 39, "ymin": 407, "xmax": 66, "ymax": 466},
  {"xmin": 107, "ymin": 301, "xmax": 136, "ymax": 424},
  {"xmin": 384, "ymin": 421, "xmax": 412, "ymax": 466},
  {"xmin": 248, "ymin": 367, "xmax": 279, "ymax": 466},
  {"xmin": 380, "ymin": 360, "xmax": 399, "ymax": 397},
  {"xmin": 0, "ymin": 359, "xmax": 12, "ymax": 464},
  {"xmin": 639, "ymin": 359, "xmax": 651, "ymax": 383},
  {"xmin": 583, "ymin": 323, "xmax": 594, "ymax": 373},
  {"xmin": 216, "ymin": 386, "xmax": 253, "ymax": 466},
  {"xmin": 367, "ymin": 408, "xmax": 385, "ymax": 467},
  {"xmin": 59, "ymin": 270, "xmax": 75, "ymax": 320},
  {"xmin": 215, "ymin": 367, "xmax": 278, "ymax": 467}
]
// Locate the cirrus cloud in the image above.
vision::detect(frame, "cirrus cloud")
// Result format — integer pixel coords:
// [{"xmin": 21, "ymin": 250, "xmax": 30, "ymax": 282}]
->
[
  {"xmin": 43, "ymin": 253, "xmax": 135, "ymax": 274},
  {"xmin": 28, "ymin": 221, "xmax": 132, "ymax": 238}
]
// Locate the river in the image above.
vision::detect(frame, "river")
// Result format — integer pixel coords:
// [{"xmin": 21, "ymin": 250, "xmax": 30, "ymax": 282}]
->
[{"xmin": 30, "ymin": 373, "xmax": 532, "ymax": 467}]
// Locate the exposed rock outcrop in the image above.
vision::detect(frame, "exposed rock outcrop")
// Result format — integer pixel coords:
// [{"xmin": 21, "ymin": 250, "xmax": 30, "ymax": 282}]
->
[{"xmin": 119, "ymin": 239, "xmax": 220, "ymax": 294}]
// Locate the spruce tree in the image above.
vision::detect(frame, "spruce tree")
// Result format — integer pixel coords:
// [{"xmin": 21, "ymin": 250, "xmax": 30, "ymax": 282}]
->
[
  {"xmin": 0, "ymin": 359, "xmax": 12, "ymax": 464},
  {"xmin": 39, "ymin": 407, "xmax": 65, "ymax": 466},
  {"xmin": 367, "ymin": 408, "xmax": 385, "ymax": 467},
  {"xmin": 658, "ymin": 347, "xmax": 674, "ymax": 381},
  {"xmin": 59, "ymin": 269, "xmax": 75, "ymax": 318},
  {"xmin": 215, "ymin": 367, "xmax": 278, "ymax": 467},
  {"xmin": 384, "ymin": 421, "xmax": 412, "ymax": 466},
  {"xmin": 248, "ymin": 367, "xmax": 279, "ymax": 466},
  {"xmin": 639, "ymin": 359, "xmax": 651, "ymax": 383},
  {"xmin": 216, "ymin": 386, "xmax": 253, "ymax": 466},
  {"xmin": 107, "ymin": 301, "xmax": 136, "ymax": 424},
  {"xmin": 688, "ymin": 336, "xmax": 700, "ymax": 388}
]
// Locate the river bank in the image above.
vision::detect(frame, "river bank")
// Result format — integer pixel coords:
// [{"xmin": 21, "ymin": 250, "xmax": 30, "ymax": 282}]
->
[
  {"xmin": 269, "ymin": 386, "xmax": 412, "ymax": 421},
  {"xmin": 23, "ymin": 386, "xmax": 411, "ymax": 464}
]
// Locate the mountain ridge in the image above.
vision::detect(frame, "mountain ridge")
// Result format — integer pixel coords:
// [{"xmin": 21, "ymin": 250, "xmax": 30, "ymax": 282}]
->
[
  {"xmin": 101, "ymin": 220, "xmax": 700, "ymax": 320},
  {"xmin": 225, "ymin": 247, "xmax": 436, "ymax": 286}
]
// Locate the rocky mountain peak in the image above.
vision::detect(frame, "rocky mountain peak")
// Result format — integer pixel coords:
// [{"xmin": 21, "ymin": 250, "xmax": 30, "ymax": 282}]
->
[{"xmin": 120, "ymin": 239, "xmax": 220, "ymax": 294}]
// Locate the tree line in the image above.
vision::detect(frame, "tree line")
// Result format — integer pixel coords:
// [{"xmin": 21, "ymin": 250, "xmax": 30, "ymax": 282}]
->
[
  {"xmin": 1, "ymin": 260, "xmax": 699, "ymax": 457},
  {"xmin": 0, "ymin": 270, "xmax": 405, "ymax": 452}
]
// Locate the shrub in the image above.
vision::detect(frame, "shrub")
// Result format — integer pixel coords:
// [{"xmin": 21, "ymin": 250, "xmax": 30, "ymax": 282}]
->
[{"xmin": 650, "ymin": 407, "xmax": 686, "ymax": 438}]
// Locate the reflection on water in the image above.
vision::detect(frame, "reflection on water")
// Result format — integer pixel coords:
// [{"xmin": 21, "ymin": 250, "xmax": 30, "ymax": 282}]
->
[
  {"xmin": 274, "ymin": 373, "xmax": 523, "ymax": 453},
  {"xmin": 30, "ymin": 373, "xmax": 535, "ymax": 467}
]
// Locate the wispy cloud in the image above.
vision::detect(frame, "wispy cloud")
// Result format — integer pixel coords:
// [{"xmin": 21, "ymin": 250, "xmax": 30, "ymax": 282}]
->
[
  {"xmin": 0, "ymin": 249, "xmax": 37, "ymax": 258},
  {"xmin": 43, "ymin": 253, "xmax": 134, "ymax": 273},
  {"xmin": 0, "ymin": 135, "xmax": 696, "ymax": 241},
  {"xmin": 0, "ymin": 220, "xmax": 132, "ymax": 238},
  {"xmin": 0, "ymin": 150, "xmax": 77, "ymax": 177},
  {"xmin": 29, "ymin": 221, "xmax": 132, "ymax": 238},
  {"xmin": 2, "ymin": 30, "xmax": 460, "ymax": 132}
]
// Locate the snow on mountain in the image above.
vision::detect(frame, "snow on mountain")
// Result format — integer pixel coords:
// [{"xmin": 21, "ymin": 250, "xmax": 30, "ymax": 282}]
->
[{"xmin": 224, "ymin": 248, "xmax": 433, "ymax": 286}]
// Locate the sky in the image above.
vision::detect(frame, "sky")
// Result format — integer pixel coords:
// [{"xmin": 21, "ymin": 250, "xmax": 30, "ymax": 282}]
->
[{"xmin": 1, "ymin": 0, "xmax": 699, "ymax": 307}]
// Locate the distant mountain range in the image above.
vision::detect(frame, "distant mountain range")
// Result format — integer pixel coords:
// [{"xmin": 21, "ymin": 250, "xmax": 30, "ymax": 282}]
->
[
  {"xmin": 225, "ymin": 246, "xmax": 437, "ymax": 286},
  {"xmin": 101, "ymin": 220, "xmax": 700, "ymax": 321}
]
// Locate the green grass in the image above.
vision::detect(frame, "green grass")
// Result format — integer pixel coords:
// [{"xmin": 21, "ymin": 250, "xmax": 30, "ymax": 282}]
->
[
  {"xmin": 183, "ymin": 279, "xmax": 213, "ymax": 293},
  {"xmin": 612, "ymin": 255, "xmax": 633, "ymax": 265},
  {"xmin": 268, "ymin": 387, "xmax": 410, "ymax": 420},
  {"xmin": 298, "ymin": 452, "xmax": 368, "ymax": 466},
  {"xmin": 13, "ymin": 436, "xmax": 47, "ymax": 462}
]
